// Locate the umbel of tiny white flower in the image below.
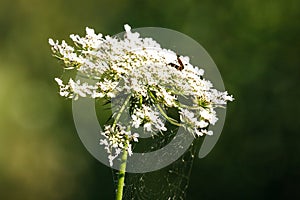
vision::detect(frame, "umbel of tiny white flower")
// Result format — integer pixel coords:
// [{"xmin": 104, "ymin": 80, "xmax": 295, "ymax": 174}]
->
[{"xmin": 49, "ymin": 24, "xmax": 234, "ymax": 166}]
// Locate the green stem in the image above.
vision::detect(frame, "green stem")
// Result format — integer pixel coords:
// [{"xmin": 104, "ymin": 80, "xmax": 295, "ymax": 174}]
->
[
  {"xmin": 115, "ymin": 148, "xmax": 128, "ymax": 200},
  {"xmin": 156, "ymin": 103, "xmax": 182, "ymax": 126},
  {"xmin": 148, "ymin": 90, "xmax": 182, "ymax": 127},
  {"xmin": 112, "ymin": 95, "xmax": 131, "ymax": 130},
  {"xmin": 113, "ymin": 96, "xmax": 130, "ymax": 200}
]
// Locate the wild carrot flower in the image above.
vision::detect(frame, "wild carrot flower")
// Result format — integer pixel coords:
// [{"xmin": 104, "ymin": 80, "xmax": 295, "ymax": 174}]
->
[{"xmin": 49, "ymin": 24, "xmax": 233, "ymax": 166}]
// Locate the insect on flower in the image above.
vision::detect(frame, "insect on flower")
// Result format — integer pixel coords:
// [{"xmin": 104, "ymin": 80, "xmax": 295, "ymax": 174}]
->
[{"xmin": 168, "ymin": 54, "xmax": 185, "ymax": 71}]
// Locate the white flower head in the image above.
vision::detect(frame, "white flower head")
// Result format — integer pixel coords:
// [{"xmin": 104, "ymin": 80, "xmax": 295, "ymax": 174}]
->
[{"xmin": 49, "ymin": 24, "xmax": 234, "ymax": 165}]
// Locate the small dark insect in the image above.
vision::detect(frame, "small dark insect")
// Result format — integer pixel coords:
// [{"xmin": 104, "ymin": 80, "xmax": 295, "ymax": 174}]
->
[{"xmin": 168, "ymin": 54, "xmax": 185, "ymax": 71}]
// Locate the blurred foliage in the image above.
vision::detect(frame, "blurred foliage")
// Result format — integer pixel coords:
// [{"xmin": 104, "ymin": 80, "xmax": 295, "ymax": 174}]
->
[{"xmin": 0, "ymin": 0, "xmax": 299, "ymax": 199}]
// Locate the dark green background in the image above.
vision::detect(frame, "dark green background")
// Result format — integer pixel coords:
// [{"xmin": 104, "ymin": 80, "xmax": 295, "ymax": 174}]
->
[{"xmin": 0, "ymin": 0, "xmax": 299, "ymax": 199}]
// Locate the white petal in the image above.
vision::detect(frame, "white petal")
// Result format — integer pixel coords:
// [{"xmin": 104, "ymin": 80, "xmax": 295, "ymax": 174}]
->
[
  {"xmin": 54, "ymin": 78, "xmax": 63, "ymax": 86},
  {"xmin": 124, "ymin": 24, "xmax": 131, "ymax": 32}
]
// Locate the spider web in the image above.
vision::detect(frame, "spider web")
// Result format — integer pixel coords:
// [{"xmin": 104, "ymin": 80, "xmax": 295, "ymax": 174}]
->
[
  {"xmin": 96, "ymin": 95, "xmax": 205, "ymax": 199},
  {"xmin": 96, "ymin": 95, "xmax": 204, "ymax": 199},
  {"xmin": 112, "ymin": 125, "xmax": 203, "ymax": 200}
]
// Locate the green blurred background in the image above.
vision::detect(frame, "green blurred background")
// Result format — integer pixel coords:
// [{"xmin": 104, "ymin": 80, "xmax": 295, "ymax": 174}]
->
[{"xmin": 0, "ymin": 0, "xmax": 299, "ymax": 199}]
